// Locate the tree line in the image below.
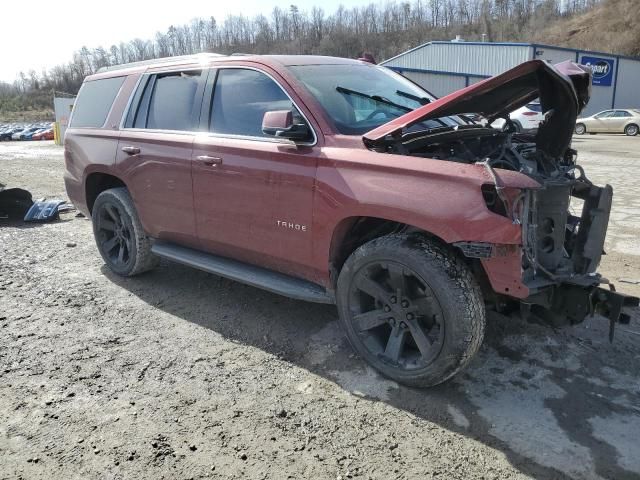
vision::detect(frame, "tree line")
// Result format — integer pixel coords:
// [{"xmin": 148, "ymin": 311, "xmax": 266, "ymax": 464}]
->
[{"xmin": 0, "ymin": 0, "xmax": 602, "ymax": 115}]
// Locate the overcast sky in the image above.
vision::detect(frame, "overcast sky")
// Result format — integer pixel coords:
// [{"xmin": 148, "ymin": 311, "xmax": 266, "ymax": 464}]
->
[{"xmin": 1, "ymin": 0, "xmax": 374, "ymax": 83}]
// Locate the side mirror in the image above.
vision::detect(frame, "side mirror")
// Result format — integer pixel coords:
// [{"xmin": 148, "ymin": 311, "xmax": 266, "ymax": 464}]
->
[{"xmin": 262, "ymin": 110, "xmax": 311, "ymax": 141}]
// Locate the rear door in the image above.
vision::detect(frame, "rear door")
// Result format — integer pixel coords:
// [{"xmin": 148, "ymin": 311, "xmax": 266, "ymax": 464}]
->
[
  {"xmin": 191, "ymin": 66, "xmax": 321, "ymax": 281},
  {"xmin": 611, "ymin": 110, "xmax": 632, "ymax": 132},
  {"xmin": 116, "ymin": 69, "xmax": 206, "ymax": 247}
]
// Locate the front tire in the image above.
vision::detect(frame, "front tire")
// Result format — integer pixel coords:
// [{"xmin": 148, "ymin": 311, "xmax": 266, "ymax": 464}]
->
[
  {"xmin": 92, "ymin": 187, "xmax": 159, "ymax": 276},
  {"xmin": 336, "ymin": 234, "xmax": 485, "ymax": 388},
  {"xmin": 575, "ymin": 123, "xmax": 586, "ymax": 135},
  {"xmin": 625, "ymin": 124, "xmax": 639, "ymax": 136}
]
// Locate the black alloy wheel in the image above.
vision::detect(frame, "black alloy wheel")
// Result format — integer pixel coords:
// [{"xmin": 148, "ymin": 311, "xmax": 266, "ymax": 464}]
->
[
  {"xmin": 347, "ymin": 260, "xmax": 445, "ymax": 369},
  {"xmin": 96, "ymin": 202, "xmax": 132, "ymax": 268}
]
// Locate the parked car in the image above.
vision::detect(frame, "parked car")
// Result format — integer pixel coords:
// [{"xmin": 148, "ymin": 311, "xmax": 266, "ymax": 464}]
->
[
  {"xmin": 0, "ymin": 127, "xmax": 21, "ymax": 141},
  {"xmin": 491, "ymin": 102, "xmax": 544, "ymax": 133},
  {"xmin": 33, "ymin": 128, "xmax": 54, "ymax": 140},
  {"xmin": 575, "ymin": 109, "xmax": 640, "ymax": 136},
  {"xmin": 64, "ymin": 55, "xmax": 638, "ymax": 387},
  {"xmin": 23, "ymin": 128, "xmax": 46, "ymax": 141},
  {"xmin": 12, "ymin": 126, "xmax": 40, "ymax": 140}
]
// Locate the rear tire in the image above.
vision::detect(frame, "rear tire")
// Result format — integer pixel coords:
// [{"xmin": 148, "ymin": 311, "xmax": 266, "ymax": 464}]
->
[
  {"xmin": 92, "ymin": 187, "xmax": 159, "ymax": 276},
  {"xmin": 575, "ymin": 123, "xmax": 586, "ymax": 135},
  {"xmin": 336, "ymin": 234, "xmax": 485, "ymax": 388},
  {"xmin": 625, "ymin": 124, "xmax": 639, "ymax": 136}
]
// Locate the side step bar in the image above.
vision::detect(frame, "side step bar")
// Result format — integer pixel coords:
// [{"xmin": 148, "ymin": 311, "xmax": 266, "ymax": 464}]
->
[{"xmin": 151, "ymin": 241, "xmax": 335, "ymax": 304}]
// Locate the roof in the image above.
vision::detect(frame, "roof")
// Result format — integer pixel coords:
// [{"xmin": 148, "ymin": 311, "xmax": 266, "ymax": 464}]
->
[
  {"xmin": 381, "ymin": 41, "xmax": 640, "ymax": 65},
  {"xmin": 90, "ymin": 53, "xmax": 363, "ymax": 80}
]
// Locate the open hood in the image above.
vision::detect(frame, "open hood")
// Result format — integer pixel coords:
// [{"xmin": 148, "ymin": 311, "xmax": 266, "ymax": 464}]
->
[{"xmin": 364, "ymin": 59, "xmax": 592, "ymax": 158}]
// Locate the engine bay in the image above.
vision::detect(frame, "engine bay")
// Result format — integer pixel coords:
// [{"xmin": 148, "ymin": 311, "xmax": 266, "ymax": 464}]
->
[{"xmin": 392, "ymin": 125, "xmax": 577, "ymax": 181}]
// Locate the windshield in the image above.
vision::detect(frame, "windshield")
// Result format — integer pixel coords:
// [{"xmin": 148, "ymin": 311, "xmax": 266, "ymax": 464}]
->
[{"xmin": 289, "ymin": 64, "xmax": 470, "ymax": 135}]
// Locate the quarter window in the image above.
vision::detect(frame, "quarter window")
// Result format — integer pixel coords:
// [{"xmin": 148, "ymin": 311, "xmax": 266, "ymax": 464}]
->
[
  {"xmin": 70, "ymin": 76, "xmax": 125, "ymax": 128},
  {"xmin": 210, "ymin": 69, "xmax": 299, "ymax": 138}
]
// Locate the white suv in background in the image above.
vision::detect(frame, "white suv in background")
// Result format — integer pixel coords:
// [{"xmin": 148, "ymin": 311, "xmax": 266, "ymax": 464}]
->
[{"xmin": 491, "ymin": 102, "xmax": 544, "ymax": 133}]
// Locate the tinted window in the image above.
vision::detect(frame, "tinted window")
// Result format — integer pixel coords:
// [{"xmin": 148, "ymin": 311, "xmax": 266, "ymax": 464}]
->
[
  {"xmin": 145, "ymin": 71, "xmax": 201, "ymax": 131},
  {"xmin": 70, "ymin": 76, "xmax": 125, "ymax": 128},
  {"xmin": 210, "ymin": 69, "xmax": 296, "ymax": 137},
  {"xmin": 613, "ymin": 110, "xmax": 631, "ymax": 117},
  {"xmin": 526, "ymin": 103, "xmax": 542, "ymax": 112}
]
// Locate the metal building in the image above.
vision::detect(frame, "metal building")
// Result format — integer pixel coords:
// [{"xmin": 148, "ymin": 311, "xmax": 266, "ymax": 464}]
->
[{"xmin": 381, "ymin": 41, "xmax": 640, "ymax": 116}]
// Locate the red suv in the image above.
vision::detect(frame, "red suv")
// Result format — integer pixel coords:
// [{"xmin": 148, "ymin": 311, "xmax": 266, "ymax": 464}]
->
[{"xmin": 64, "ymin": 54, "xmax": 638, "ymax": 387}]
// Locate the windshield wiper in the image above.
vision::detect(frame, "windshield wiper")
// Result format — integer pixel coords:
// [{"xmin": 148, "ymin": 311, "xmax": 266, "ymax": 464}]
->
[
  {"xmin": 336, "ymin": 86, "xmax": 411, "ymax": 112},
  {"xmin": 396, "ymin": 90, "xmax": 430, "ymax": 105}
]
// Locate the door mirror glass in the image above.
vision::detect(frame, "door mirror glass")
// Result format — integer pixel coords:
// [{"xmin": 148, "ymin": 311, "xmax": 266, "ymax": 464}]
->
[{"xmin": 262, "ymin": 110, "xmax": 311, "ymax": 141}]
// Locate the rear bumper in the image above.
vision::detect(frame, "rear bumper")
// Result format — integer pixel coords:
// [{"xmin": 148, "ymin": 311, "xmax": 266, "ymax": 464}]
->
[{"xmin": 63, "ymin": 171, "xmax": 89, "ymax": 217}]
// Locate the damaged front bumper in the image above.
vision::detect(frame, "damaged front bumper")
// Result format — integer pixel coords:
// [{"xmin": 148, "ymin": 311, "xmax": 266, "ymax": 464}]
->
[
  {"xmin": 459, "ymin": 176, "xmax": 639, "ymax": 339},
  {"xmin": 527, "ymin": 282, "xmax": 639, "ymax": 341},
  {"xmin": 520, "ymin": 179, "xmax": 639, "ymax": 339}
]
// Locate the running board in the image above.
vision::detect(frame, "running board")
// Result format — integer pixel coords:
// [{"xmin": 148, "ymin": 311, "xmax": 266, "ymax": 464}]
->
[{"xmin": 151, "ymin": 241, "xmax": 334, "ymax": 304}]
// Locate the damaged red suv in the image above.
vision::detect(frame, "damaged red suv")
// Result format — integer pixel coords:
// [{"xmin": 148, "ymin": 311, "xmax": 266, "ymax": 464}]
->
[{"xmin": 64, "ymin": 54, "xmax": 638, "ymax": 387}]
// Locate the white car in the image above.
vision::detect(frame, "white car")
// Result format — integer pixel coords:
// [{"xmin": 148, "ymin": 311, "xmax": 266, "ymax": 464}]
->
[{"xmin": 491, "ymin": 102, "xmax": 544, "ymax": 133}]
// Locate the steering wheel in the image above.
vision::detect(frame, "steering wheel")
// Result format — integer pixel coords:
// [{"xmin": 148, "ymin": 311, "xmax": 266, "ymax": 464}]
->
[{"xmin": 365, "ymin": 109, "xmax": 390, "ymax": 121}]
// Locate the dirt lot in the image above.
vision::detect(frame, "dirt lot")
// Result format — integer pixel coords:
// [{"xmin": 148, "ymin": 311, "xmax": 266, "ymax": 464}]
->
[{"xmin": 1, "ymin": 137, "xmax": 639, "ymax": 480}]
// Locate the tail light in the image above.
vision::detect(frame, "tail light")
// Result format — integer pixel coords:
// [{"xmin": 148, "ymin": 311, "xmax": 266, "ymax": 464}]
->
[{"xmin": 522, "ymin": 112, "xmax": 538, "ymax": 116}]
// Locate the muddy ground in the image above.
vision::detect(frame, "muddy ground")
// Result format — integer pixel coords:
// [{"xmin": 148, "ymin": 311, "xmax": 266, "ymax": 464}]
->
[{"xmin": 1, "ymin": 137, "xmax": 639, "ymax": 480}]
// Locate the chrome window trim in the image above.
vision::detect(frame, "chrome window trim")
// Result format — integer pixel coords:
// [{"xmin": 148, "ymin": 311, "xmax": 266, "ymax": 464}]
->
[{"xmin": 120, "ymin": 64, "xmax": 318, "ymax": 147}]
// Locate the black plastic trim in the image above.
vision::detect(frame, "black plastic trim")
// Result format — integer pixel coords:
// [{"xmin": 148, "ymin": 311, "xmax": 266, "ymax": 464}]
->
[{"xmin": 151, "ymin": 241, "xmax": 335, "ymax": 304}]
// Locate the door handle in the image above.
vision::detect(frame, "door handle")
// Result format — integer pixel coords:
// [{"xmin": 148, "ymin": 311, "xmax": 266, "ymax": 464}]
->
[
  {"xmin": 196, "ymin": 155, "xmax": 222, "ymax": 166},
  {"xmin": 121, "ymin": 146, "xmax": 140, "ymax": 155}
]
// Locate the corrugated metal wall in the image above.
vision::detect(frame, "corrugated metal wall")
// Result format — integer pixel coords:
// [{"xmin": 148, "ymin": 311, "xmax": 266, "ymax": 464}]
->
[
  {"xmin": 402, "ymin": 71, "xmax": 466, "ymax": 98},
  {"xmin": 382, "ymin": 42, "xmax": 640, "ymax": 117},
  {"xmin": 383, "ymin": 42, "xmax": 531, "ymax": 76},
  {"xmin": 614, "ymin": 58, "xmax": 640, "ymax": 111}
]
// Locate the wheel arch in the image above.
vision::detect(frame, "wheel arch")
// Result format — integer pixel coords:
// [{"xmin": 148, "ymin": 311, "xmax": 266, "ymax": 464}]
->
[
  {"xmin": 327, "ymin": 215, "xmax": 451, "ymax": 287},
  {"xmin": 85, "ymin": 171, "xmax": 127, "ymax": 214}
]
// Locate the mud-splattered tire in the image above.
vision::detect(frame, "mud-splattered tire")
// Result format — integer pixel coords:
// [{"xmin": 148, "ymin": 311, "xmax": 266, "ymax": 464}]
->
[
  {"xmin": 92, "ymin": 187, "xmax": 159, "ymax": 276},
  {"xmin": 575, "ymin": 123, "xmax": 586, "ymax": 135},
  {"xmin": 336, "ymin": 234, "xmax": 485, "ymax": 388}
]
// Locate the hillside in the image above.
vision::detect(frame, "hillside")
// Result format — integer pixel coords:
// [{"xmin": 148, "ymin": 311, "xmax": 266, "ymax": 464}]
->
[
  {"xmin": 2, "ymin": 0, "xmax": 636, "ymax": 121},
  {"xmin": 534, "ymin": 0, "xmax": 640, "ymax": 56}
]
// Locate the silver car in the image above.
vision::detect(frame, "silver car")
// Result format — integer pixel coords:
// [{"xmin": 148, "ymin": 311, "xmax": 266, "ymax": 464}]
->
[{"xmin": 575, "ymin": 109, "xmax": 640, "ymax": 136}]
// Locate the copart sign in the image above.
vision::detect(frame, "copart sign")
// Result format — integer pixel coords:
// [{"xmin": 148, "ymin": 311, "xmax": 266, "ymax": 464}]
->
[{"xmin": 581, "ymin": 56, "xmax": 615, "ymax": 86}]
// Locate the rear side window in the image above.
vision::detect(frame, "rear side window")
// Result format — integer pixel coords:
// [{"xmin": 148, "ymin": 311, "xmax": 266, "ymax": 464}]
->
[
  {"xmin": 210, "ymin": 69, "xmax": 296, "ymax": 137},
  {"xmin": 70, "ymin": 76, "xmax": 125, "ymax": 128},
  {"xmin": 147, "ymin": 72, "xmax": 200, "ymax": 130},
  {"xmin": 613, "ymin": 110, "xmax": 631, "ymax": 117}
]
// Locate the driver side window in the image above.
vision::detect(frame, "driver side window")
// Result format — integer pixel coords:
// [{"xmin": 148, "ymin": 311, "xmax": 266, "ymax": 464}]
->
[{"xmin": 210, "ymin": 68, "xmax": 304, "ymax": 138}]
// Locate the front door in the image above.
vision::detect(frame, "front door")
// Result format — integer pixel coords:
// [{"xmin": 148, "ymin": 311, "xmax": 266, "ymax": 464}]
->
[
  {"xmin": 192, "ymin": 67, "xmax": 319, "ymax": 280},
  {"xmin": 591, "ymin": 110, "xmax": 615, "ymax": 132}
]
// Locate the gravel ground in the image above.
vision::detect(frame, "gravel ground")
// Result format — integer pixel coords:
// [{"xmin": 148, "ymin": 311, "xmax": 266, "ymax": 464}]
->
[{"xmin": 1, "ymin": 137, "xmax": 639, "ymax": 480}]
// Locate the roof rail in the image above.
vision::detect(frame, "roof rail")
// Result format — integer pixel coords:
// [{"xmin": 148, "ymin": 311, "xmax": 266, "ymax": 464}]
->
[{"xmin": 96, "ymin": 53, "xmax": 224, "ymax": 73}]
